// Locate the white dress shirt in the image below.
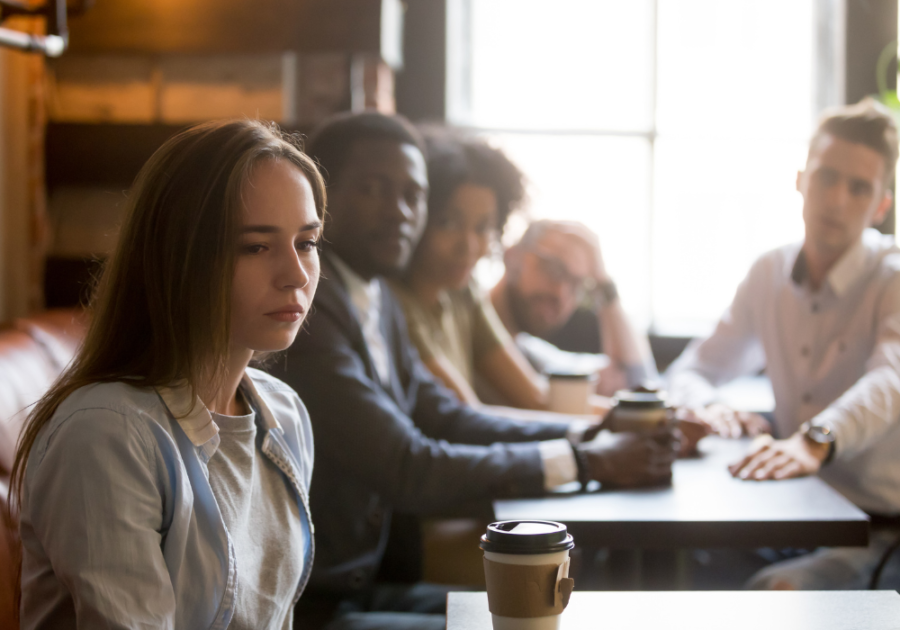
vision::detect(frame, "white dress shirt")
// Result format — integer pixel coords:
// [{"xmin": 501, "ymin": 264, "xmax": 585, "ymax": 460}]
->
[
  {"xmin": 668, "ymin": 229, "xmax": 900, "ymax": 514},
  {"xmin": 330, "ymin": 255, "xmax": 392, "ymax": 384},
  {"xmin": 330, "ymin": 255, "xmax": 578, "ymax": 490}
]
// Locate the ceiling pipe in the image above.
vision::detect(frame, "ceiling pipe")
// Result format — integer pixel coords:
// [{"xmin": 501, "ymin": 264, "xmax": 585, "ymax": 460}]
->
[{"xmin": 0, "ymin": 0, "xmax": 69, "ymax": 57}]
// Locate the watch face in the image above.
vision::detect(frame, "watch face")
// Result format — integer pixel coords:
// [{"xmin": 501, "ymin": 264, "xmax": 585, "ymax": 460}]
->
[{"xmin": 808, "ymin": 425, "xmax": 835, "ymax": 444}]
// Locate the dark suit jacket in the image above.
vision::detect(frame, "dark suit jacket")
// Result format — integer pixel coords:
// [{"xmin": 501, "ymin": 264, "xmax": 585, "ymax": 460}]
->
[{"xmin": 266, "ymin": 254, "xmax": 570, "ymax": 594}]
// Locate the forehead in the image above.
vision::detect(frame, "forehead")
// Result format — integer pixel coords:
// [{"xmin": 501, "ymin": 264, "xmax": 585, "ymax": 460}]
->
[
  {"xmin": 531, "ymin": 230, "xmax": 593, "ymax": 277},
  {"xmin": 342, "ymin": 138, "xmax": 427, "ymax": 187},
  {"xmin": 807, "ymin": 133, "xmax": 887, "ymax": 183},
  {"xmin": 241, "ymin": 158, "xmax": 317, "ymax": 221},
  {"xmin": 445, "ymin": 184, "xmax": 497, "ymax": 213}
]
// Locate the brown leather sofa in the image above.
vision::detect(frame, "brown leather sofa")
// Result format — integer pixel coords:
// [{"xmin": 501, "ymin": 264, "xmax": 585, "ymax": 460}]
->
[{"xmin": 0, "ymin": 309, "xmax": 86, "ymax": 630}]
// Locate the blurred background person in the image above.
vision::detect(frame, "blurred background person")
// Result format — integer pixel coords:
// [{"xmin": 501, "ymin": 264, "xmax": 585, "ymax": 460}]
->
[
  {"xmin": 491, "ymin": 219, "xmax": 659, "ymax": 396},
  {"xmin": 668, "ymin": 99, "xmax": 900, "ymax": 590},
  {"xmin": 391, "ymin": 132, "xmax": 609, "ymax": 414}
]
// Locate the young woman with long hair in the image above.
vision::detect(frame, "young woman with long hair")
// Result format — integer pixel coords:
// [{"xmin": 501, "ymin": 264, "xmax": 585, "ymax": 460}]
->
[{"xmin": 11, "ymin": 119, "xmax": 326, "ymax": 629}]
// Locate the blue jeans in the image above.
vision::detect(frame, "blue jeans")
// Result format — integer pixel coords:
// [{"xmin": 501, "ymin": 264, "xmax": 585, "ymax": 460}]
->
[{"xmin": 748, "ymin": 528, "xmax": 900, "ymax": 590}]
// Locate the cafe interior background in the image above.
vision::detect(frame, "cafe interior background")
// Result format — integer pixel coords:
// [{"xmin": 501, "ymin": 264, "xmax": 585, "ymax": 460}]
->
[{"xmin": 0, "ymin": 0, "xmax": 897, "ymax": 624}]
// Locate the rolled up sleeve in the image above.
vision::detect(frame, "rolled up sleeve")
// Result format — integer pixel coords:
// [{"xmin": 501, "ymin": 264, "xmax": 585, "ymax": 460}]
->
[{"xmin": 813, "ymin": 277, "xmax": 900, "ymax": 458}]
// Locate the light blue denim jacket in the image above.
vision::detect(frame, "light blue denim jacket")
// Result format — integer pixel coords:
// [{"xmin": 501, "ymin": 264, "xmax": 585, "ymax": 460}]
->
[{"xmin": 19, "ymin": 367, "xmax": 315, "ymax": 630}]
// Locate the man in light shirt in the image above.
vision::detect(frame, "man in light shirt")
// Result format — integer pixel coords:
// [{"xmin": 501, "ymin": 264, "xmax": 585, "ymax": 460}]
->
[
  {"xmin": 268, "ymin": 112, "xmax": 678, "ymax": 630},
  {"xmin": 668, "ymin": 99, "xmax": 900, "ymax": 589}
]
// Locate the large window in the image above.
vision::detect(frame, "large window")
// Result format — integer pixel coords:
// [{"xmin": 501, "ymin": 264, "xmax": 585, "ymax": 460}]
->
[{"xmin": 450, "ymin": 0, "xmax": 840, "ymax": 335}]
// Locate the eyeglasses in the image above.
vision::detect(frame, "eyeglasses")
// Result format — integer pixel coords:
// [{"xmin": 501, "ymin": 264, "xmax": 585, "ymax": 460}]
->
[{"xmin": 530, "ymin": 250, "xmax": 597, "ymax": 298}]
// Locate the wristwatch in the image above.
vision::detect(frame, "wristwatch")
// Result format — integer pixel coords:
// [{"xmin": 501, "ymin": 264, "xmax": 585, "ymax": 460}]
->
[
  {"xmin": 800, "ymin": 421, "xmax": 836, "ymax": 464},
  {"xmin": 571, "ymin": 443, "xmax": 590, "ymax": 492},
  {"xmin": 590, "ymin": 279, "xmax": 619, "ymax": 310}
]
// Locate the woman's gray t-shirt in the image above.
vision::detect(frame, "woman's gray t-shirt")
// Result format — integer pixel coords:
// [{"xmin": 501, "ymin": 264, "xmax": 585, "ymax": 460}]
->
[{"xmin": 208, "ymin": 407, "xmax": 303, "ymax": 630}]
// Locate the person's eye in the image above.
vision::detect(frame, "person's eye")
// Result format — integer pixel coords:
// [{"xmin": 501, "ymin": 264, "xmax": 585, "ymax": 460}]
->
[
  {"xmin": 242, "ymin": 243, "xmax": 267, "ymax": 254},
  {"xmin": 850, "ymin": 181, "xmax": 873, "ymax": 197},
  {"xmin": 359, "ymin": 178, "xmax": 388, "ymax": 198},
  {"xmin": 407, "ymin": 188, "xmax": 426, "ymax": 207},
  {"xmin": 433, "ymin": 216, "xmax": 458, "ymax": 231},
  {"xmin": 814, "ymin": 170, "xmax": 839, "ymax": 187},
  {"xmin": 296, "ymin": 239, "xmax": 320, "ymax": 253},
  {"xmin": 476, "ymin": 221, "xmax": 497, "ymax": 236}
]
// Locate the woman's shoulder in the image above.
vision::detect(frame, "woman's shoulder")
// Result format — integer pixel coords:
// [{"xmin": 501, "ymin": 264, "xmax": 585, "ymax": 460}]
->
[
  {"xmin": 56, "ymin": 380, "xmax": 162, "ymax": 416},
  {"xmin": 31, "ymin": 381, "xmax": 166, "ymax": 471}
]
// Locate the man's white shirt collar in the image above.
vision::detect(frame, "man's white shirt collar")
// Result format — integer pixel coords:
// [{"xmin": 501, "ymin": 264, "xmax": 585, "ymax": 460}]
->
[{"xmin": 330, "ymin": 254, "xmax": 392, "ymax": 384}]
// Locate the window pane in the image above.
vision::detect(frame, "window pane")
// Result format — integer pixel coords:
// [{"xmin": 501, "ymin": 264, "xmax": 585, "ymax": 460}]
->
[
  {"xmin": 651, "ymin": 136, "xmax": 807, "ymax": 334},
  {"xmin": 468, "ymin": 0, "xmax": 655, "ymax": 131},
  {"xmin": 653, "ymin": 0, "xmax": 815, "ymax": 334},
  {"xmin": 657, "ymin": 0, "xmax": 815, "ymax": 139},
  {"xmin": 477, "ymin": 133, "xmax": 653, "ymax": 328}
]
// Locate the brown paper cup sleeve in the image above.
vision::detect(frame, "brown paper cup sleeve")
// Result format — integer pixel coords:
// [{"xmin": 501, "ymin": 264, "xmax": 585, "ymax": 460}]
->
[{"xmin": 483, "ymin": 558, "xmax": 575, "ymax": 618}]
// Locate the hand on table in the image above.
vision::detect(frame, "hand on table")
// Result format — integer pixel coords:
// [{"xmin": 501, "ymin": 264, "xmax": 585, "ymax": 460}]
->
[
  {"xmin": 596, "ymin": 363, "xmax": 629, "ymax": 397},
  {"xmin": 728, "ymin": 433, "xmax": 828, "ymax": 481},
  {"xmin": 682, "ymin": 403, "xmax": 772, "ymax": 439},
  {"xmin": 672, "ymin": 413, "xmax": 711, "ymax": 457},
  {"xmin": 577, "ymin": 427, "xmax": 678, "ymax": 488}
]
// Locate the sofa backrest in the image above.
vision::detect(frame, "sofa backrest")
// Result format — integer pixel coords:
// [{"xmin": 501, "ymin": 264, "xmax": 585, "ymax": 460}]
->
[{"xmin": 0, "ymin": 309, "xmax": 86, "ymax": 630}]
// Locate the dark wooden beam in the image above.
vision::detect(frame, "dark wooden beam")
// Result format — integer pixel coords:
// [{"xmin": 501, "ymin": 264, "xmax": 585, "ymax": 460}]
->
[
  {"xmin": 66, "ymin": 0, "xmax": 384, "ymax": 55},
  {"xmin": 395, "ymin": 0, "xmax": 446, "ymax": 121}
]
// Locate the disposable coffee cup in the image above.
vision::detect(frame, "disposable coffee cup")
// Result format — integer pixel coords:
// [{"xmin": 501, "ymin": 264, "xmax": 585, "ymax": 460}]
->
[
  {"xmin": 547, "ymin": 372, "xmax": 595, "ymax": 415},
  {"xmin": 480, "ymin": 520, "xmax": 575, "ymax": 630},
  {"xmin": 609, "ymin": 390, "xmax": 669, "ymax": 434}
]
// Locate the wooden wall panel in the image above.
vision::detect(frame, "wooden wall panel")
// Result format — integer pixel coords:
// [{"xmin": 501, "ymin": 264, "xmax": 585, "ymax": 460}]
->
[{"xmin": 66, "ymin": 0, "xmax": 384, "ymax": 55}]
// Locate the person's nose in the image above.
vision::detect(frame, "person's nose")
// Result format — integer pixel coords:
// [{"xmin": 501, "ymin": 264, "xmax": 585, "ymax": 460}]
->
[
  {"xmin": 825, "ymin": 179, "xmax": 850, "ymax": 210},
  {"xmin": 387, "ymin": 194, "xmax": 417, "ymax": 227},
  {"xmin": 278, "ymin": 248, "xmax": 313, "ymax": 291}
]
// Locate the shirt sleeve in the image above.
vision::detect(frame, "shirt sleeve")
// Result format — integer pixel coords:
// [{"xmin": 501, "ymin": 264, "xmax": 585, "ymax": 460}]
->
[
  {"xmin": 812, "ymin": 271, "xmax": 900, "ymax": 458},
  {"xmin": 22, "ymin": 408, "xmax": 175, "ymax": 629},
  {"xmin": 667, "ymin": 257, "xmax": 768, "ymax": 408},
  {"xmin": 538, "ymin": 438, "xmax": 578, "ymax": 489}
]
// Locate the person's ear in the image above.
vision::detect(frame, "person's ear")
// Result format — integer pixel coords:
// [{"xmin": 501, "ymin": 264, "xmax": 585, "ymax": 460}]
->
[
  {"xmin": 872, "ymin": 189, "xmax": 894, "ymax": 227},
  {"xmin": 796, "ymin": 170, "xmax": 804, "ymax": 194}
]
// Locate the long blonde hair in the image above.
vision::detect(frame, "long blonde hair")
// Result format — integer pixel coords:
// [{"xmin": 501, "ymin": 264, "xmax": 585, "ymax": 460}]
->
[{"xmin": 11, "ymin": 119, "xmax": 326, "ymax": 505}]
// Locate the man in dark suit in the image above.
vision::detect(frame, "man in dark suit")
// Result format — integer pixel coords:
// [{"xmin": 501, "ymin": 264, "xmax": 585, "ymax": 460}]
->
[{"xmin": 269, "ymin": 112, "xmax": 677, "ymax": 630}]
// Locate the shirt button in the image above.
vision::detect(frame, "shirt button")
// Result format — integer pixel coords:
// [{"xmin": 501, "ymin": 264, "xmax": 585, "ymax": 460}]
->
[
  {"xmin": 801, "ymin": 346, "xmax": 809, "ymax": 357},
  {"xmin": 802, "ymin": 393, "xmax": 812, "ymax": 404},
  {"xmin": 811, "ymin": 303, "xmax": 819, "ymax": 313}
]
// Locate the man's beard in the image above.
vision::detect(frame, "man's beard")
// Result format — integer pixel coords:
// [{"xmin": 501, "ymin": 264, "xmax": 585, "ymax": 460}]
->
[{"xmin": 506, "ymin": 282, "xmax": 561, "ymax": 338}]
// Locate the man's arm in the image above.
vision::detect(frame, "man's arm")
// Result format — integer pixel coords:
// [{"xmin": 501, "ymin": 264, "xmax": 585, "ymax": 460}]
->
[
  {"xmin": 732, "ymin": 273, "xmax": 900, "ymax": 480},
  {"xmin": 280, "ymin": 310, "xmax": 570, "ymax": 514},
  {"xmin": 556, "ymin": 223, "xmax": 657, "ymax": 390},
  {"xmin": 667, "ymin": 259, "xmax": 768, "ymax": 411}
]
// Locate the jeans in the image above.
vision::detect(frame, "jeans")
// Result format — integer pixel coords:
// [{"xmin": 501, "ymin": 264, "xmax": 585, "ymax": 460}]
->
[{"xmin": 748, "ymin": 528, "xmax": 900, "ymax": 590}]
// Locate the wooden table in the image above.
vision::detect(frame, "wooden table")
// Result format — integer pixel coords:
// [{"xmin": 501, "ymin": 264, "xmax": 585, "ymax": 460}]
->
[
  {"xmin": 494, "ymin": 437, "xmax": 869, "ymax": 549},
  {"xmin": 447, "ymin": 591, "xmax": 900, "ymax": 629}
]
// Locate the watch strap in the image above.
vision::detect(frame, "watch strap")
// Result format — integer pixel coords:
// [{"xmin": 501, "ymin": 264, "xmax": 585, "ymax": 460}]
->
[{"xmin": 592, "ymin": 280, "xmax": 619, "ymax": 310}]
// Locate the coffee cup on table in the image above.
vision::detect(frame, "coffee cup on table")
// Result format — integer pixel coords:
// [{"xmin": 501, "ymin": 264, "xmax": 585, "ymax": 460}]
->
[
  {"xmin": 480, "ymin": 520, "xmax": 575, "ymax": 630},
  {"xmin": 608, "ymin": 390, "xmax": 670, "ymax": 434},
  {"xmin": 547, "ymin": 371, "xmax": 596, "ymax": 415}
]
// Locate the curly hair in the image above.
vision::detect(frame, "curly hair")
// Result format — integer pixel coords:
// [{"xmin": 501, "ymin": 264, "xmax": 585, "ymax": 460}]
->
[{"xmin": 423, "ymin": 130, "xmax": 527, "ymax": 234}]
